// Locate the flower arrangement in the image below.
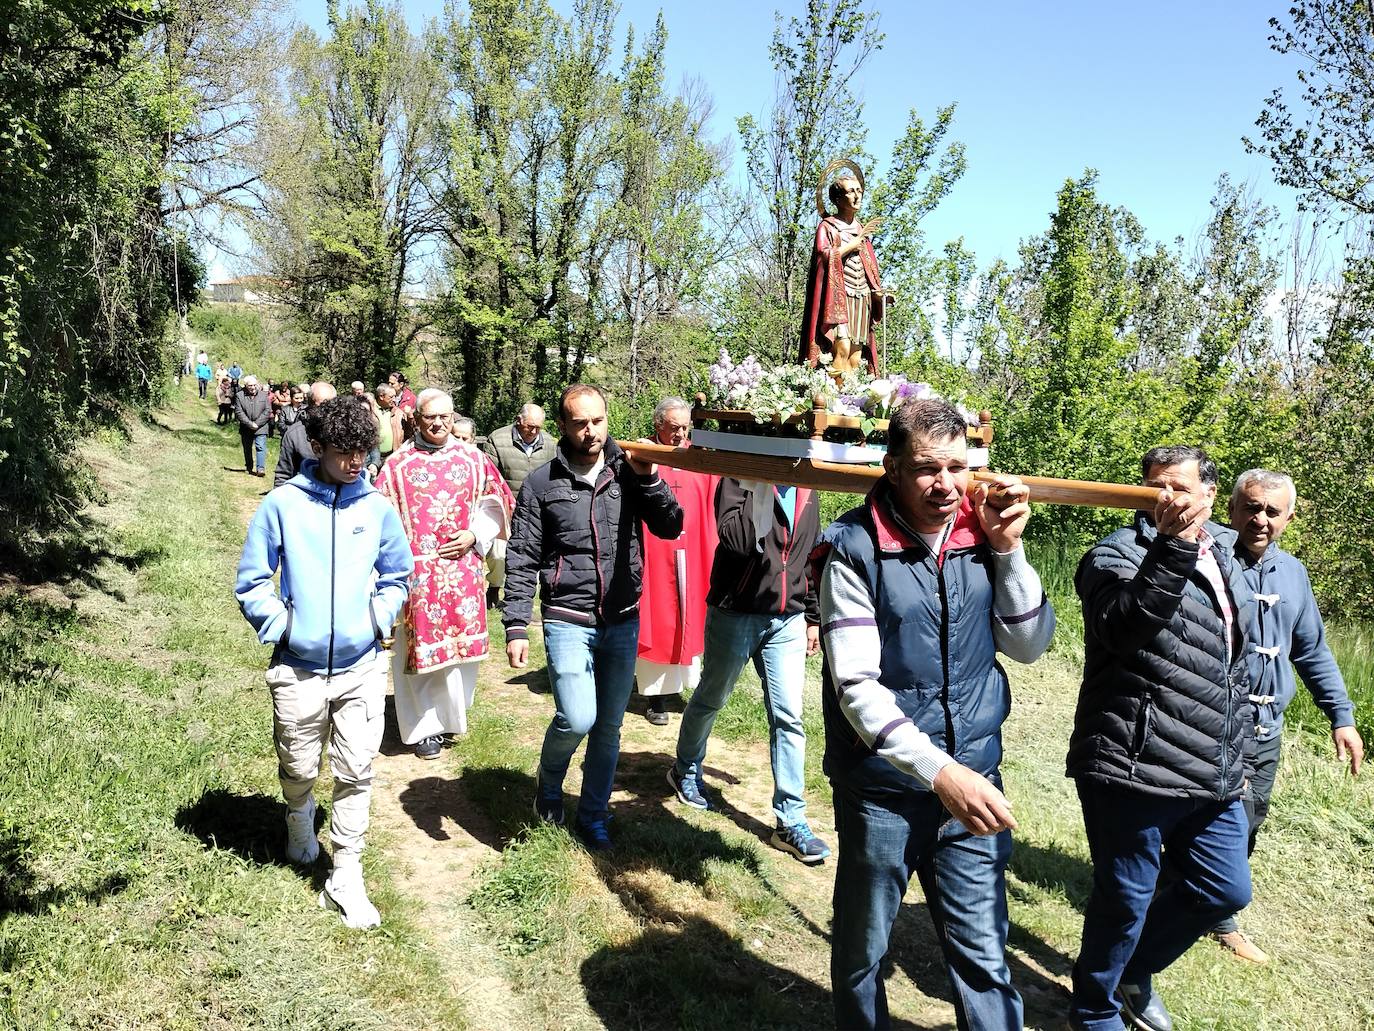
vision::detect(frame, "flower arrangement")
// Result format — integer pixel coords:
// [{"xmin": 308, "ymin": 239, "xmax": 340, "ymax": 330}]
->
[
  {"xmin": 705, "ymin": 349, "xmax": 977, "ymax": 432},
  {"xmin": 705, "ymin": 349, "xmax": 835, "ymax": 423}
]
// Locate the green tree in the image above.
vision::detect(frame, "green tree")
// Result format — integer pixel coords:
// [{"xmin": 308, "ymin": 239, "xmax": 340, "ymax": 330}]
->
[
  {"xmin": 1284, "ymin": 249, "xmax": 1374, "ymax": 616},
  {"xmin": 601, "ymin": 17, "xmax": 723, "ymax": 406},
  {"xmin": 1, "ymin": 0, "xmax": 185, "ymax": 558},
  {"xmin": 256, "ymin": 0, "xmax": 447, "ymax": 384},
  {"xmin": 864, "ymin": 103, "xmax": 969, "ymax": 377},
  {"xmin": 434, "ymin": 0, "xmax": 622, "ymax": 423},
  {"xmin": 1248, "ymin": 0, "xmax": 1374, "ymax": 227},
  {"xmin": 733, "ymin": 0, "xmax": 883, "ymax": 363},
  {"xmin": 979, "ymin": 173, "xmax": 1194, "ymax": 546}
]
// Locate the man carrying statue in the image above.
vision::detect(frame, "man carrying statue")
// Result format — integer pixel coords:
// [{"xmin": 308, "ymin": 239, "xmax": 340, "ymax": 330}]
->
[{"xmin": 800, "ymin": 158, "xmax": 887, "ymax": 375}]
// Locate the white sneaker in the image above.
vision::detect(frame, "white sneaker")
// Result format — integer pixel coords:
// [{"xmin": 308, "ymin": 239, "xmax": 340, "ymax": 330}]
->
[
  {"xmin": 284, "ymin": 798, "xmax": 319, "ymax": 865},
  {"xmin": 319, "ymin": 859, "xmax": 381, "ymax": 930}
]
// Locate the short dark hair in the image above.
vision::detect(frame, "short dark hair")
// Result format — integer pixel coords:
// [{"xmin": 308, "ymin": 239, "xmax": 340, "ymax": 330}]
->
[
  {"xmin": 828, "ymin": 175, "xmax": 859, "ymax": 209},
  {"xmin": 306, "ymin": 397, "xmax": 378, "ymax": 453},
  {"xmin": 1141, "ymin": 445, "xmax": 1217, "ymax": 487},
  {"xmin": 558, "ymin": 383, "xmax": 607, "ymax": 421},
  {"xmin": 391, "ymin": 371, "xmax": 407, "ymax": 385},
  {"xmin": 888, "ymin": 398, "xmax": 967, "ymax": 458}
]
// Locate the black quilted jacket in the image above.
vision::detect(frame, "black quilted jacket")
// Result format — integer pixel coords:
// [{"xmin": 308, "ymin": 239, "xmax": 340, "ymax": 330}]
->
[{"xmin": 1066, "ymin": 515, "xmax": 1255, "ymax": 800}]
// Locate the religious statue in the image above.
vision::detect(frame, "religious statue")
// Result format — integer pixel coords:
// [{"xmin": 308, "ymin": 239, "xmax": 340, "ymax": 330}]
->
[{"xmin": 799, "ymin": 158, "xmax": 886, "ymax": 375}]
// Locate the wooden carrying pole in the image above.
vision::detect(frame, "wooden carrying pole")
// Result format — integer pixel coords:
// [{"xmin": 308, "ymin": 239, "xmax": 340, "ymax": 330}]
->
[{"xmin": 619, "ymin": 441, "xmax": 1162, "ymax": 511}]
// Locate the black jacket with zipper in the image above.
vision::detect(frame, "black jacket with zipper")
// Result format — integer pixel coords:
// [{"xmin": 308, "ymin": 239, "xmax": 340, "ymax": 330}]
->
[
  {"xmin": 706, "ymin": 478, "xmax": 820, "ymax": 623},
  {"xmin": 502, "ymin": 438, "xmax": 683, "ymax": 638},
  {"xmin": 1067, "ymin": 515, "xmax": 1255, "ymax": 800}
]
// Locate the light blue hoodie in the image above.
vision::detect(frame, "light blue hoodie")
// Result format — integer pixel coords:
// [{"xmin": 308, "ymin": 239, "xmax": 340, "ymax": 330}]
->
[{"xmin": 236, "ymin": 460, "xmax": 413, "ymax": 675}]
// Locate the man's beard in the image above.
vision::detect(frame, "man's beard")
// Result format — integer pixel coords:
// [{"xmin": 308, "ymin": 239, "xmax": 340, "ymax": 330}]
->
[{"xmin": 567, "ymin": 436, "xmax": 603, "ymax": 461}]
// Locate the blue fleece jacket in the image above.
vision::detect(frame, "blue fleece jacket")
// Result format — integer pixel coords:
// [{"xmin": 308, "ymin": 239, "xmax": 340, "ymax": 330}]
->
[
  {"xmin": 1236, "ymin": 540, "xmax": 1355, "ymax": 740},
  {"xmin": 235, "ymin": 460, "xmax": 414, "ymax": 675}
]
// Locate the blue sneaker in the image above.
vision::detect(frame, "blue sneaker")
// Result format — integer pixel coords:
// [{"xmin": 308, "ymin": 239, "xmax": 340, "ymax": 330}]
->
[
  {"xmin": 769, "ymin": 822, "xmax": 831, "ymax": 865},
  {"xmin": 574, "ymin": 816, "xmax": 613, "ymax": 852},
  {"xmin": 532, "ymin": 768, "xmax": 565, "ymax": 826},
  {"xmin": 666, "ymin": 766, "xmax": 714, "ymax": 811}
]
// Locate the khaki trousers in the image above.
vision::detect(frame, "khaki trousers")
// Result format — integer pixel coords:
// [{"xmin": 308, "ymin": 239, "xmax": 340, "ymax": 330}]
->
[{"xmin": 267, "ymin": 652, "xmax": 386, "ymax": 856}]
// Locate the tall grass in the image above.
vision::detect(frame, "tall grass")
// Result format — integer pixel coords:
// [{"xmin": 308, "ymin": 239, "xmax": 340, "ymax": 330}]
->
[
  {"xmin": 187, "ymin": 304, "xmax": 309, "ymax": 385},
  {"xmin": 1286, "ymin": 621, "xmax": 1374, "ymax": 744},
  {"xmin": 1024, "ymin": 539, "xmax": 1086, "ymax": 658},
  {"xmin": 0, "ymin": 385, "xmax": 464, "ymax": 1029}
]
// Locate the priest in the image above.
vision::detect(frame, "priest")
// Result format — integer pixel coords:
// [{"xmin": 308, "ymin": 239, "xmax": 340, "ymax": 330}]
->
[{"xmin": 377, "ymin": 388, "xmax": 515, "ymax": 759}]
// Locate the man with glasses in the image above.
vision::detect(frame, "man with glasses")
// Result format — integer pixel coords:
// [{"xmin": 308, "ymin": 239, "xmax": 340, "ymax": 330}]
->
[
  {"xmin": 634, "ymin": 397, "xmax": 717, "ymax": 726},
  {"xmin": 378, "ymin": 389, "xmax": 514, "ymax": 761},
  {"xmin": 483, "ymin": 402, "xmax": 558, "ymax": 606}
]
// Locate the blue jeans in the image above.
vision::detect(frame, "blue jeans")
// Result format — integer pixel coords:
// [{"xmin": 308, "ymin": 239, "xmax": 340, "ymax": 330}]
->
[
  {"xmin": 830, "ymin": 779, "xmax": 1021, "ymax": 1030},
  {"xmin": 240, "ymin": 428, "xmax": 266, "ymax": 472},
  {"xmin": 674, "ymin": 607, "xmax": 808, "ymax": 827},
  {"xmin": 1071, "ymin": 781, "xmax": 1252, "ymax": 1030},
  {"xmin": 539, "ymin": 618, "xmax": 640, "ymax": 825}
]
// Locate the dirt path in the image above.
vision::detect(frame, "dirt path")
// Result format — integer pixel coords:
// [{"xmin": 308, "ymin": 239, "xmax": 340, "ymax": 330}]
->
[
  {"xmin": 186, "ymin": 380, "xmax": 1063, "ymax": 1029},
  {"xmin": 365, "ymin": 650, "xmax": 1001, "ymax": 1030}
]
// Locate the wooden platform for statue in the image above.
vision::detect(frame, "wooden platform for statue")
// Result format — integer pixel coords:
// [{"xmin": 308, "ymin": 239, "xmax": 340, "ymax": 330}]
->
[{"xmin": 618, "ymin": 401, "xmax": 1160, "ymax": 510}]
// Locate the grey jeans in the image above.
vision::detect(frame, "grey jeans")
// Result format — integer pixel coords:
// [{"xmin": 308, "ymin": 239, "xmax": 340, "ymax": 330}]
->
[{"xmin": 267, "ymin": 651, "xmax": 386, "ymax": 856}]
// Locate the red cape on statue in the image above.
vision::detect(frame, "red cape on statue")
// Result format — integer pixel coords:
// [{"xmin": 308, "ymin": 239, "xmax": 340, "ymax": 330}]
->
[
  {"xmin": 638, "ymin": 457, "xmax": 718, "ymax": 666},
  {"xmin": 798, "ymin": 216, "xmax": 883, "ymax": 373}
]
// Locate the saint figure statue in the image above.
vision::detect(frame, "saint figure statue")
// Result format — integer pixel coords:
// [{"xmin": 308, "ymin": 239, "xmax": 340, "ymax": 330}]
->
[{"xmin": 799, "ymin": 158, "xmax": 885, "ymax": 374}]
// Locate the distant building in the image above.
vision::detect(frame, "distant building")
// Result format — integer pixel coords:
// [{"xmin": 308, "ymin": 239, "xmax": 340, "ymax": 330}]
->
[{"xmin": 208, "ymin": 276, "xmax": 281, "ymax": 305}]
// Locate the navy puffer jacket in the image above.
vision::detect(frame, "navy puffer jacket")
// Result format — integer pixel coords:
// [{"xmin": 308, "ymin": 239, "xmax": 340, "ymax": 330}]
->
[{"xmin": 1067, "ymin": 516, "xmax": 1254, "ymax": 800}]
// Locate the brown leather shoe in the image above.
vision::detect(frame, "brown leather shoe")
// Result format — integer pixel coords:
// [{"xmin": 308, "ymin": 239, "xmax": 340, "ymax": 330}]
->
[{"xmin": 1211, "ymin": 929, "xmax": 1269, "ymax": 964}]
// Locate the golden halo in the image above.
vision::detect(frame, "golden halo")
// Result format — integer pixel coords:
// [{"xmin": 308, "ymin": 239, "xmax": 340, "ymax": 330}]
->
[{"xmin": 816, "ymin": 158, "xmax": 866, "ymax": 217}]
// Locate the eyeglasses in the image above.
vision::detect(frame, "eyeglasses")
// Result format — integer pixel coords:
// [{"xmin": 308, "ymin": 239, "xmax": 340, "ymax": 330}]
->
[{"xmin": 418, "ymin": 411, "xmax": 452, "ymax": 422}]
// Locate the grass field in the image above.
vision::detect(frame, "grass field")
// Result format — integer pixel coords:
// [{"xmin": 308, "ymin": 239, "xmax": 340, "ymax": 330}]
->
[
  {"xmin": 2, "ymin": 380, "xmax": 1372, "ymax": 1029},
  {"xmin": 0, "ymin": 393, "xmax": 463, "ymax": 1030}
]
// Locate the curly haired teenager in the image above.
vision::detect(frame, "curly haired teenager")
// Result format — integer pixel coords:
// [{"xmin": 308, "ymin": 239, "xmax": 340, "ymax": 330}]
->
[{"xmin": 235, "ymin": 398, "xmax": 414, "ymax": 928}]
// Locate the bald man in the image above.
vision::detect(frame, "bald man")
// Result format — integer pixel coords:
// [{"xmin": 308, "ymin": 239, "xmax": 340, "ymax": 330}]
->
[
  {"xmin": 275, "ymin": 381, "xmax": 338, "ymax": 488},
  {"xmin": 482, "ymin": 402, "xmax": 559, "ymax": 604}
]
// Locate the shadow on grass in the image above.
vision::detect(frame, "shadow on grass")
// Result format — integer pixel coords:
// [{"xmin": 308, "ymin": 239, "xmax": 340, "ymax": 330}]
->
[
  {"xmin": 0, "ymin": 511, "xmax": 165, "ymax": 597},
  {"xmin": 1007, "ymin": 838, "xmax": 1094, "ymax": 911},
  {"xmin": 0, "ymin": 830, "xmax": 131, "ymax": 916},
  {"xmin": 580, "ymin": 915, "xmax": 849, "ymax": 1031},
  {"xmin": 174, "ymin": 788, "xmax": 323, "ymax": 875},
  {"xmin": 615, "ymin": 748, "xmax": 765, "ymax": 841},
  {"xmin": 446, "ymin": 763, "xmax": 828, "ymax": 935},
  {"xmin": 159, "ymin": 421, "xmax": 237, "ymax": 448},
  {"xmin": 886, "ymin": 899, "xmax": 1072, "ymax": 1027},
  {"xmin": 504, "ymin": 666, "xmax": 551, "ymax": 694},
  {"xmin": 398, "ymin": 771, "xmax": 513, "ymax": 853}
]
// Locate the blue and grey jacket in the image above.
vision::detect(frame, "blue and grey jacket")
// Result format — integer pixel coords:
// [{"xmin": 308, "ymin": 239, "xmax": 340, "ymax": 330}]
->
[
  {"xmin": 814, "ymin": 482, "xmax": 1055, "ymax": 795},
  {"xmin": 235, "ymin": 461, "xmax": 414, "ymax": 675},
  {"xmin": 1236, "ymin": 541, "xmax": 1354, "ymax": 741}
]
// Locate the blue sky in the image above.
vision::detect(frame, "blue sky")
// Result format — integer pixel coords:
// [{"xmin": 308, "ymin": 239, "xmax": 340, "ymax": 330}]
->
[{"xmin": 263, "ymin": 1, "xmax": 1297, "ymax": 274}]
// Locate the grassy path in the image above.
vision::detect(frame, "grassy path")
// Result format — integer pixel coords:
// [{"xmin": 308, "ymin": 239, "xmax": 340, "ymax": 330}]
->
[{"xmin": 3, "ymin": 378, "xmax": 1373, "ymax": 1030}]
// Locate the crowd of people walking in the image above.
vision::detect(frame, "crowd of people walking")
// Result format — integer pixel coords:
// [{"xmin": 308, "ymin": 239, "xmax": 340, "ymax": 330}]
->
[{"xmin": 212, "ymin": 363, "xmax": 1363, "ymax": 1030}]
